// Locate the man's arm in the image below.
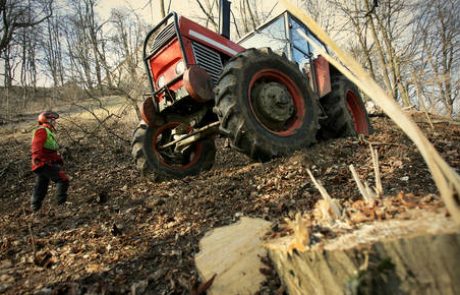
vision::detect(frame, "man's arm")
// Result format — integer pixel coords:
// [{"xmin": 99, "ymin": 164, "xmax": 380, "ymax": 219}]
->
[{"xmin": 31, "ymin": 128, "xmax": 47, "ymax": 163}]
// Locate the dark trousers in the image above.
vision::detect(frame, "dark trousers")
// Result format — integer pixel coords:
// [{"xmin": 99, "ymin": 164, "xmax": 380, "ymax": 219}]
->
[{"xmin": 31, "ymin": 164, "xmax": 69, "ymax": 211}]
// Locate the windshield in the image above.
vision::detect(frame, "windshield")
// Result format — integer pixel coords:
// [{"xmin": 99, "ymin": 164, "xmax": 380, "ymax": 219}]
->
[{"xmin": 238, "ymin": 15, "xmax": 289, "ymax": 57}]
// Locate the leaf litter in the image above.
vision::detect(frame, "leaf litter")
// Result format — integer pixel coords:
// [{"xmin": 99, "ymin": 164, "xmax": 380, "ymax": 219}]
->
[{"xmin": 0, "ymin": 112, "xmax": 459, "ymax": 294}]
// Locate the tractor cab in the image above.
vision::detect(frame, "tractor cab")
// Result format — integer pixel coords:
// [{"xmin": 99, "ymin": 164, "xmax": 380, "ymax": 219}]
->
[
  {"xmin": 239, "ymin": 12, "xmax": 326, "ymax": 66},
  {"xmin": 238, "ymin": 11, "xmax": 332, "ymax": 97}
]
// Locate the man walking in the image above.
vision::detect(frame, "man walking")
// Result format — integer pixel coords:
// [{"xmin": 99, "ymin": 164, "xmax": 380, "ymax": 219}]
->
[{"xmin": 31, "ymin": 111, "xmax": 69, "ymax": 212}]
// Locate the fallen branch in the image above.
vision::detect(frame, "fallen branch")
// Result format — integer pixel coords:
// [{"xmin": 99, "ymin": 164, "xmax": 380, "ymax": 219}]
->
[{"xmin": 73, "ymin": 103, "xmax": 129, "ymax": 144}]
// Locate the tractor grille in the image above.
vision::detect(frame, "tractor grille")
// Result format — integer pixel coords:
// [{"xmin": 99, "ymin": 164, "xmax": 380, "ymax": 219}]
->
[
  {"xmin": 192, "ymin": 42, "xmax": 223, "ymax": 85},
  {"xmin": 151, "ymin": 22, "xmax": 176, "ymax": 54}
]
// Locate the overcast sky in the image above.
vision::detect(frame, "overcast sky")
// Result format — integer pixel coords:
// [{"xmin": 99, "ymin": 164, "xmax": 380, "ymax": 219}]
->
[
  {"xmin": 96, "ymin": 0, "xmax": 208, "ymax": 25},
  {"xmin": 95, "ymin": 0, "xmax": 299, "ymax": 26}
]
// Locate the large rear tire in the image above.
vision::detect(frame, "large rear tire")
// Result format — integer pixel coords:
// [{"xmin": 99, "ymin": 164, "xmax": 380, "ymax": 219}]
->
[
  {"xmin": 214, "ymin": 48, "xmax": 319, "ymax": 162},
  {"xmin": 318, "ymin": 76, "xmax": 371, "ymax": 139}
]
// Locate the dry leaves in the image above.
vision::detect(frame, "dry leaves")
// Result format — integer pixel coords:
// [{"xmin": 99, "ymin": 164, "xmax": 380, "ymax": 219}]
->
[{"xmin": 0, "ymin": 113, "xmax": 458, "ymax": 294}]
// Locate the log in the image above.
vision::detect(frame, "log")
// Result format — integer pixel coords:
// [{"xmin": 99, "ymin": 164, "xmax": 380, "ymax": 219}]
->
[
  {"xmin": 266, "ymin": 213, "xmax": 460, "ymax": 295},
  {"xmin": 195, "ymin": 217, "xmax": 271, "ymax": 295}
]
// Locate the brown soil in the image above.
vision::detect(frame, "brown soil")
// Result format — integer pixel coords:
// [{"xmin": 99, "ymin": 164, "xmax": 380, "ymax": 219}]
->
[{"xmin": 0, "ymin": 108, "xmax": 459, "ymax": 294}]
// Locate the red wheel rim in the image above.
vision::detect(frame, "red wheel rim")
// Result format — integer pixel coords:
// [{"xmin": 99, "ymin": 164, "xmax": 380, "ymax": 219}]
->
[
  {"xmin": 248, "ymin": 69, "xmax": 305, "ymax": 137},
  {"xmin": 346, "ymin": 90, "xmax": 369, "ymax": 135},
  {"xmin": 152, "ymin": 121, "xmax": 203, "ymax": 170}
]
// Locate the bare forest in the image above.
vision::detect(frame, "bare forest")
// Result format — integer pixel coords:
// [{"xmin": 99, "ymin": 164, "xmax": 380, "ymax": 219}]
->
[{"xmin": 1, "ymin": 0, "xmax": 459, "ymax": 294}]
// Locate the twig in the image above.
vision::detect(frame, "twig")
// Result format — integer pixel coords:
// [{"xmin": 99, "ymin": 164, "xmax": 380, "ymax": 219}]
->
[
  {"xmin": 78, "ymin": 104, "xmax": 128, "ymax": 143},
  {"xmin": 69, "ymin": 103, "xmax": 130, "ymax": 144},
  {"xmin": 60, "ymin": 116, "xmax": 106, "ymax": 144},
  {"xmin": 369, "ymin": 144, "xmax": 383, "ymax": 197},
  {"xmin": 349, "ymin": 164, "xmax": 375, "ymax": 204},
  {"xmin": 365, "ymin": 142, "xmax": 401, "ymax": 147},
  {"xmin": 402, "ymin": 105, "xmax": 417, "ymax": 111},
  {"xmin": 415, "ymin": 120, "xmax": 460, "ymax": 126},
  {"xmin": 306, "ymin": 169, "xmax": 341, "ymax": 219}
]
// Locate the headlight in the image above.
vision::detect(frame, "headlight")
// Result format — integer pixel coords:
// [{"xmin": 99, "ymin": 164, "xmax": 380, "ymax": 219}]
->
[
  {"xmin": 175, "ymin": 60, "xmax": 186, "ymax": 75},
  {"xmin": 157, "ymin": 75, "xmax": 166, "ymax": 88}
]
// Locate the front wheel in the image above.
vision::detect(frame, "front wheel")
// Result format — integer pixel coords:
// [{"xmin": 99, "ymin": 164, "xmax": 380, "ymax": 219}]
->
[
  {"xmin": 133, "ymin": 117, "xmax": 216, "ymax": 179},
  {"xmin": 214, "ymin": 48, "xmax": 319, "ymax": 162},
  {"xmin": 318, "ymin": 76, "xmax": 371, "ymax": 139}
]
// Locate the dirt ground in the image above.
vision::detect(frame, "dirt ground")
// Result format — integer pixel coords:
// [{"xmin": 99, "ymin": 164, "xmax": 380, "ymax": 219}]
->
[{"xmin": 0, "ymin": 101, "xmax": 459, "ymax": 294}]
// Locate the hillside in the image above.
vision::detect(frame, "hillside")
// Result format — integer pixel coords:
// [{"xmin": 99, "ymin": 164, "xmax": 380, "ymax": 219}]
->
[{"xmin": 0, "ymin": 101, "xmax": 459, "ymax": 294}]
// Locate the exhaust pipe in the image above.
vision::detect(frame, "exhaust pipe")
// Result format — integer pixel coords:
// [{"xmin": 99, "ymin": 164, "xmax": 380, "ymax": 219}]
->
[{"xmin": 219, "ymin": 0, "xmax": 231, "ymax": 39}]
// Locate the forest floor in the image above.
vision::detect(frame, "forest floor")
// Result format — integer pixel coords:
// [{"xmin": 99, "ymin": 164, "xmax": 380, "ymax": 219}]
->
[{"xmin": 0, "ymin": 98, "xmax": 459, "ymax": 294}]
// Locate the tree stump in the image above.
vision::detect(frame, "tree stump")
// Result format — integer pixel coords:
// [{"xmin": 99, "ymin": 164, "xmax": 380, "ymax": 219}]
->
[
  {"xmin": 195, "ymin": 217, "xmax": 271, "ymax": 295},
  {"xmin": 266, "ymin": 213, "xmax": 460, "ymax": 295}
]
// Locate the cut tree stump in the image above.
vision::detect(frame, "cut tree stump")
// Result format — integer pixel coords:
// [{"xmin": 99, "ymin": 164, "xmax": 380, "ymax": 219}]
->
[
  {"xmin": 266, "ymin": 213, "xmax": 460, "ymax": 295},
  {"xmin": 195, "ymin": 217, "xmax": 271, "ymax": 295}
]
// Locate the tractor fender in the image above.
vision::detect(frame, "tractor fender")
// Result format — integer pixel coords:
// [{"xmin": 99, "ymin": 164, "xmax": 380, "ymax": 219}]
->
[
  {"xmin": 140, "ymin": 98, "xmax": 164, "ymax": 127},
  {"xmin": 313, "ymin": 55, "xmax": 332, "ymax": 98}
]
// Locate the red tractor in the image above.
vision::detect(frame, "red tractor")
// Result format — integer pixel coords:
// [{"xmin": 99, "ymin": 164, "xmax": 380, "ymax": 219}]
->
[{"xmin": 132, "ymin": 1, "xmax": 371, "ymax": 179}]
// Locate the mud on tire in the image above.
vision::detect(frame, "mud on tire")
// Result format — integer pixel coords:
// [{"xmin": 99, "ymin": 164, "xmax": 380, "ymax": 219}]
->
[
  {"xmin": 213, "ymin": 48, "xmax": 319, "ymax": 162},
  {"xmin": 318, "ymin": 76, "xmax": 371, "ymax": 139}
]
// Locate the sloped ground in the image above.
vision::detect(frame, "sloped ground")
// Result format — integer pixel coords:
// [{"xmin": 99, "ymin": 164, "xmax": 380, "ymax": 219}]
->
[{"xmin": 0, "ymin": 107, "xmax": 459, "ymax": 294}]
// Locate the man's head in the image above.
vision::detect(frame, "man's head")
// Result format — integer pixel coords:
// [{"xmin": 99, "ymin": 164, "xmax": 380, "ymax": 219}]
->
[{"xmin": 38, "ymin": 111, "xmax": 59, "ymax": 129}]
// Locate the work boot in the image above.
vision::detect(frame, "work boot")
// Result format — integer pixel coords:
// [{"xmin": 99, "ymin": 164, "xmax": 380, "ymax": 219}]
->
[
  {"xmin": 31, "ymin": 201, "xmax": 42, "ymax": 212},
  {"xmin": 31, "ymin": 192, "xmax": 45, "ymax": 212}
]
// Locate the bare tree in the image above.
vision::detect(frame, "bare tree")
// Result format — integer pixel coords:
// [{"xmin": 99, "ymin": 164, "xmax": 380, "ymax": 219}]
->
[
  {"xmin": 41, "ymin": 5, "xmax": 65, "ymax": 88},
  {"xmin": 0, "ymin": 0, "xmax": 53, "ymax": 86},
  {"xmin": 62, "ymin": 0, "xmax": 106, "ymax": 94},
  {"xmin": 17, "ymin": 0, "xmax": 41, "ymax": 106},
  {"xmin": 412, "ymin": 0, "xmax": 460, "ymax": 117},
  {"xmin": 83, "ymin": 0, "xmax": 105, "ymax": 94},
  {"xmin": 324, "ymin": 0, "xmax": 416, "ymax": 106},
  {"xmin": 0, "ymin": 0, "xmax": 53, "ymax": 53},
  {"xmin": 108, "ymin": 8, "xmax": 148, "ymax": 119}
]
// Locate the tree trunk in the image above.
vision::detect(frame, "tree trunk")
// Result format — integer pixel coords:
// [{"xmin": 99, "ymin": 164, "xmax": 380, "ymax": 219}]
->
[
  {"xmin": 267, "ymin": 213, "xmax": 460, "ymax": 295},
  {"xmin": 364, "ymin": 0, "xmax": 394, "ymax": 98}
]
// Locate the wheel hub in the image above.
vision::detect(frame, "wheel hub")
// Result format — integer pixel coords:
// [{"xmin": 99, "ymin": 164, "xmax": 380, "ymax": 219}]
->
[
  {"xmin": 252, "ymin": 82, "xmax": 294, "ymax": 123},
  {"xmin": 154, "ymin": 124, "xmax": 196, "ymax": 167}
]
